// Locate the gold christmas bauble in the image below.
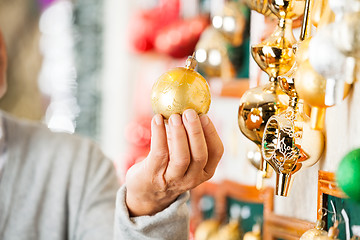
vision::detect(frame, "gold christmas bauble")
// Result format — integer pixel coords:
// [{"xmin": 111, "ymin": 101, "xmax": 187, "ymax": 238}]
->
[
  {"xmin": 294, "ymin": 60, "xmax": 327, "ymax": 108},
  {"xmin": 238, "ymin": 81, "xmax": 288, "ymax": 148},
  {"xmin": 151, "ymin": 56, "xmax": 211, "ymax": 119}
]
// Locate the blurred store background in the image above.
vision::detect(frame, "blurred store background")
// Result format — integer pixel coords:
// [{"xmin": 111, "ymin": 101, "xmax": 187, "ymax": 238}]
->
[{"xmin": 2, "ymin": 0, "xmax": 360, "ymax": 238}]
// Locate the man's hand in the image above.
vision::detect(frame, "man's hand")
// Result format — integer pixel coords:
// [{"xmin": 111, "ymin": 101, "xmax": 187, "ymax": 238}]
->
[{"xmin": 125, "ymin": 109, "xmax": 224, "ymax": 217}]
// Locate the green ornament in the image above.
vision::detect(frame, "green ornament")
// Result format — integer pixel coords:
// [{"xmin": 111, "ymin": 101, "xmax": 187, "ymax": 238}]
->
[{"xmin": 337, "ymin": 148, "xmax": 360, "ymax": 203}]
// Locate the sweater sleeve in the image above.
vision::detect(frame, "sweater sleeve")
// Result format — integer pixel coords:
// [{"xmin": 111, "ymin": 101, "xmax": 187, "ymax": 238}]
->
[
  {"xmin": 114, "ymin": 186, "xmax": 190, "ymax": 240},
  {"xmin": 70, "ymin": 143, "xmax": 120, "ymax": 240},
  {"xmin": 70, "ymin": 141, "xmax": 190, "ymax": 240}
]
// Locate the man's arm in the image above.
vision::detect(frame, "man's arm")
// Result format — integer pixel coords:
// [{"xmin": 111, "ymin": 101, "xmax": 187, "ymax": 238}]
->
[
  {"xmin": 115, "ymin": 186, "xmax": 190, "ymax": 240},
  {"xmin": 70, "ymin": 141, "xmax": 194, "ymax": 240}
]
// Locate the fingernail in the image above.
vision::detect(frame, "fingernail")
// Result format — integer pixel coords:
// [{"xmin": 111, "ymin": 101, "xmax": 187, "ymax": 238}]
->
[
  {"xmin": 154, "ymin": 114, "xmax": 163, "ymax": 125},
  {"xmin": 200, "ymin": 114, "xmax": 209, "ymax": 126},
  {"xmin": 169, "ymin": 114, "xmax": 182, "ymax": 126},
  {"xmin": 184, "ymin": 109, "xmax": 198, "ymax": 123}
]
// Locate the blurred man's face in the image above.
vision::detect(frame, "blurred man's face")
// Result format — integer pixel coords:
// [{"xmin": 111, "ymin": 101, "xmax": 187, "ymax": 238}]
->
[{"xmin": 0, "ymin": 31, "xmax": 7, "ymax": 98}]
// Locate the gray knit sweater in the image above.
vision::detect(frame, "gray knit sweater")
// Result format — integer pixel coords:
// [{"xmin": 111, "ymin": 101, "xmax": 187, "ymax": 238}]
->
[{"xmin": 0, "ymin": 113, "xmax": 189, "ymax": 240}]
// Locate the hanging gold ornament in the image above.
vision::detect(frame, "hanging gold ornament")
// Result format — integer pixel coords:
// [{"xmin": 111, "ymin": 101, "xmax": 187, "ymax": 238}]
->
[
  {"xmin": 295, "ymin": 47, "xmax": 352, "ymax": 130},
  {"xmin": 195, "ymin": 27, "xmax": 236, "ymax": 81},
  {"xmin": 215, "ymin": 220, "xmax": 243, "ymax": 240},
  {"xmin": 238, "ymin": 80, "xmax": 288, "ymax": 189},
  {"xmin": 194, "ymin": 219, "xmax": 221, "ymax": 240},
  {"xmin": 212, "ymin": 1, "xmax": 248, "ymax": 47},
  {"xmin": 300, "ymin": 219, "xmax": 327, "ymax": 239},
  {"xmin": 251, "ymin": 19, "xmax": 297, "ymax": 79},
  {"xmin": 243, "ymin": 222, "xmax": 261, "ymax": 240},
  {"xmin": 151, "ymin": 55, "xmax": 211, "ymax": 119},
  {"xmin": 294, "ymin": 59, "xmax": 327, "ymax": 130},
  {"xmin": 239, "ymin": 0, "xmax": 304, "ymax": 189},
  {"xmin": 260, "ymin": 0, "xmax": 325, "ymax": 196},
  {"xmin": 262, "ymin": 67, "xmax": 324, "ymax": 196},
  {"xmin": 251, "ymin": 0, "xmax": 304, "ymax": 81}
]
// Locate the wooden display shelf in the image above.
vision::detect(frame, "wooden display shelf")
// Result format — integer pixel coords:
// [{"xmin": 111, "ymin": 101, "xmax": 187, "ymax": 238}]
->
[{"xmin": 190, "ymin": 180, "xmax": 316, "ymax": 239}]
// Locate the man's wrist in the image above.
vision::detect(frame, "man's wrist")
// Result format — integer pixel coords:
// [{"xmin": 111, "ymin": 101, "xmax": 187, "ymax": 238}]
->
[{"xmin": 125, "ymin": 189, "xmax": 178, "ymax": 217}]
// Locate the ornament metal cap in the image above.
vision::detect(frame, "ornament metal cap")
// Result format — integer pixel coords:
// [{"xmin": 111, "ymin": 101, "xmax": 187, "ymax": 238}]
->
[{"xmin": 186, "ymin": 53, "xmax": 197, "ymax": 70}]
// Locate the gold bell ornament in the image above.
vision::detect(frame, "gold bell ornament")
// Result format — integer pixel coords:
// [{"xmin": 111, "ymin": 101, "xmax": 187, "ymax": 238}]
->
[
  {"xmin": 151, "ymin": 55, "xmax": 211, "ymax": 119},
  {"xmin": 243, "ymin": 222, "xmax": 261, "ymax": 240},
  {"xmin": 300, "ymin": 219, "xmax": 327, "ymax": 239},
  {"xmin": 261, "ymin": 69, "xmax": 324, "ymax": 196},
  {"xmin": 195, "ymin": 27, "xmax": 236, "ymax": 81},
  {"xmin": 212, "ymin": 1, "xmax": 249, "ymax": 47}
]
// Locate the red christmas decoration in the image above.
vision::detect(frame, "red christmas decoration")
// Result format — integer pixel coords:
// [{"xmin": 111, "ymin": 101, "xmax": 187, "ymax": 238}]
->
[
  {"xmin": 129, "ymin": 0, "xmax": 180, "ymax": 52},
  {"xmin": 154, "ymin": 15, "xmax": 209, "ymax": 58}
]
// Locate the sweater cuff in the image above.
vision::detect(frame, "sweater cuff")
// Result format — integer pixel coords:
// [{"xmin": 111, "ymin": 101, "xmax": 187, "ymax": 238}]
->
[{"xmin": 114, "ymin": 185, "xmax": 190, "ymax": 240}]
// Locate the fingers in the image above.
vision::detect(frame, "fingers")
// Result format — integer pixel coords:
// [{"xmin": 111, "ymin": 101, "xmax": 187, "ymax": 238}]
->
[
  {"xmin": 146, "ymin": 114, "xmax": 169, "ymax": 173},
  {"xmin": 182, "ymin": 109, "xmax": 208, "ymax": 174},
  {"xmin": 148, "ymin": 111, "xmax": 223, "ymax": 191},
  {"xmin": 164, "ymin": 114, "xmax": 191, "ymax": 179},
  {"xmin": 200, "ymin": 114, "xmax": 224, "ymax": 176}
]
